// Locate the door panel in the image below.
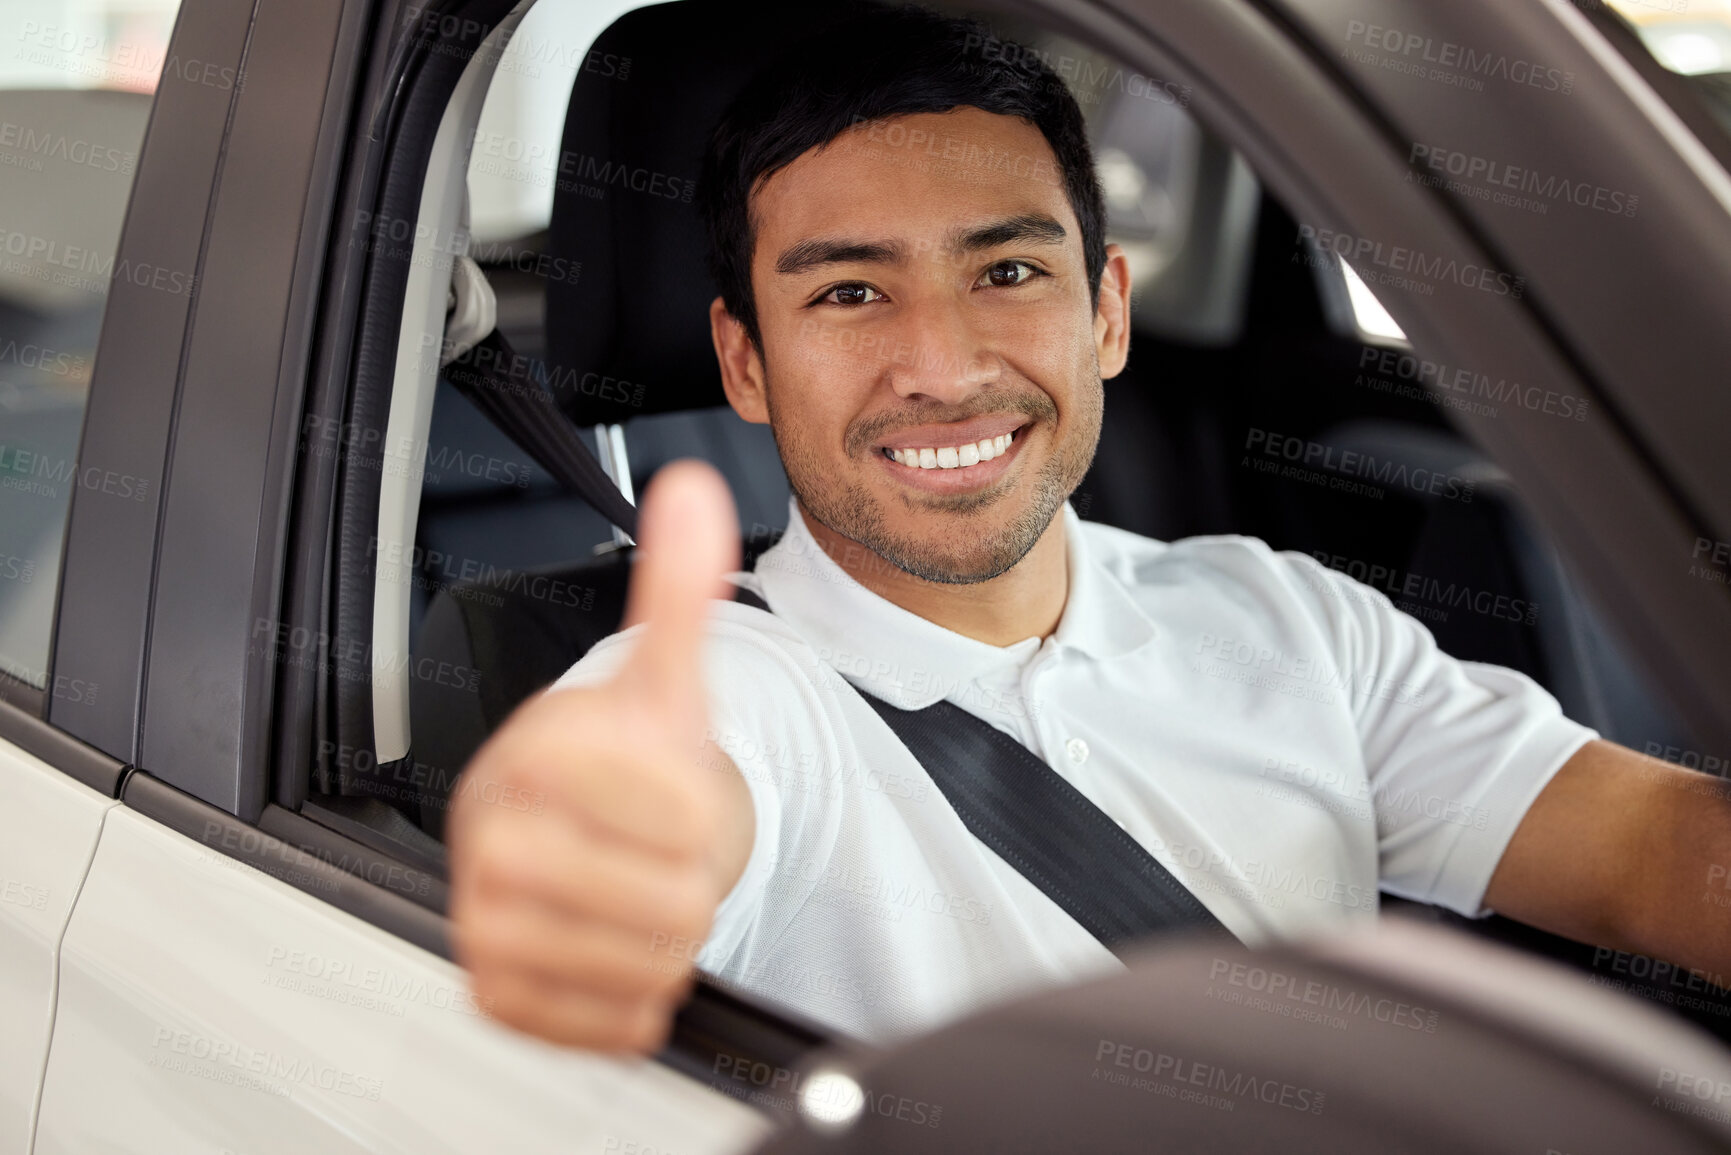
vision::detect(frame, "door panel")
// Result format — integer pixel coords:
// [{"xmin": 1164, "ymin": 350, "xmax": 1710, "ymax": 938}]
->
[
  {"xmin": 33, "ymin": 809, "xmax": 770, "ymax": 1154},
  {"xmin": 0, "ymin": 739, "xmax": 115, "ymax": 1155}
]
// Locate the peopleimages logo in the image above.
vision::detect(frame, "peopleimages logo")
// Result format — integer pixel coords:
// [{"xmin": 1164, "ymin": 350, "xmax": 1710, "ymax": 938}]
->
[
  {"xmin": 1206, "ymin": 959, "xmax": 1442, "ymax": 1033},
  {"xmin": 845, "ymin": 114, "xmax": 1063, "ymax": 189},
  {"xmin": 1244, "ymin": 428, "xmax": 1477, "ymax": 503},
  {"xmin": 1296, "ymin": 225, "xmax": 1525, "ymax": 299},
  {"xmin": 1356, "ymin": 346, "xmax": 1589, "ymax": 422},
  {"xmin": 1308, "ymin": 549, "xmax": 1538, "ymax": 627},
  {"xmin": 0, "ymin": 226, "xmax": 195, "ymax": 297},
  {"xmin": 1592, "ymin": 947, "xmax": 1728, "ymax": 994},
  {"xmin": 428, "ymin": 334, "xmax": 647, "ymax": 410},
  {"xmin": 149, "ymin": 1027, "xmax": 382, "ymax": 1100},
  {"xmin": 0, "ymin": 119, "xmax": 134, "ymax": 173},
  {"xmin": 264, "ymin": 946, "xmax": 492, "ymax": 1017},
  {"xmin": 0, "ymin": 338, "xmax": 85, "ymax": 379},
  {"xmin": 709, "ymin": 1055, "xmax": 944, "ymax": 1128},
  {"xmin": 13, "ymin": 22, "xmax": 245, "ymax": 93},
  {"xmin": 1342, "ymin": 20, "xmax": 1574, "ymax": 96},
  {"xmin": 1093, "ymin": 1039, "xmax": 1326, "ymax": 1114},
  {"xmin": 1645, "ymin": 738, "xmax": 1730, "ymax": 779},
  {"xmin": 250, "ymin": 616, "xmax": 481, "ymax": 694},
  {"xmin": 790, "ymin": 856, "xmax": 995, "ymax": 926},
  {"xmin": 468, "ymin": 129, "xmax": 695, "ymax": 202},
  {"xmin": 959, "ymin": 31, "xmax": 1192, "ymax": 108},
  {"xmin": 1692, "ymin": 537, "xmax": 1731, "ymax": 587},
  {"xmin": 0, "ymin": 443, "xmax": 151, "ymax": 502},
  {"xmin": 1658, "ymin": 1066, "xmax": 1731, "ymax": 1109},
  {"xmin": 1409, "ymin": 144, "xmax": 1638, "ymax": 218}
]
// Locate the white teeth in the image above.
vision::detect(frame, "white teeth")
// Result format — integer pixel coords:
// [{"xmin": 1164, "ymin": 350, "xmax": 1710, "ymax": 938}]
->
[{"xmin": 886, "ymin": 429, "xmax": 1020, "ymax": 470}]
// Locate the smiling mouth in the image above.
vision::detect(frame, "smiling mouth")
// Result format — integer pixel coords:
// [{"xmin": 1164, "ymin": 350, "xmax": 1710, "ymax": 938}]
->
[{"xmin": 881, "ymin": 430, "xmax": 1015, "ymax": 471}]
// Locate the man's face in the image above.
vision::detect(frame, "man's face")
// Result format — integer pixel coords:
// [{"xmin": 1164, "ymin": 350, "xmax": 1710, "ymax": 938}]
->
[{"xmin": 717, "ymin": 106, "xmax": 1128, "ymax": 583}]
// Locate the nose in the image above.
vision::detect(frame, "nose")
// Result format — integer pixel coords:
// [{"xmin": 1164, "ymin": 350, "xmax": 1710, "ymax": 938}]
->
[{"xmin": 882, "ymin": 291, "xmax": 998, "ymax": 405}]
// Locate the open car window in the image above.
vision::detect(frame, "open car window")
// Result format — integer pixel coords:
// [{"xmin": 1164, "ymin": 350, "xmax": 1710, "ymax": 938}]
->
[{"xmin": 288, "ymin": 0, "xmax": 1721, "ymax": 1049}]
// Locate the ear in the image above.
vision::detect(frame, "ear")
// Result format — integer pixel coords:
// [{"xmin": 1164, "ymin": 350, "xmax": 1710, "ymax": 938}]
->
[
  {"xmin": 709, "ymin": 296, "xmax": 769, "ymax": 424},
  {"xmin": 1092, "ymin": 243, "xmax": 1133, "ymax": 380}
]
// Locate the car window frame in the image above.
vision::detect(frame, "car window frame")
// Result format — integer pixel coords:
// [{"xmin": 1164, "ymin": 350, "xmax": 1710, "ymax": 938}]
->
[{"xmin": 37, "ymin": 0, "xmax": 1726, "ymax": 1113}]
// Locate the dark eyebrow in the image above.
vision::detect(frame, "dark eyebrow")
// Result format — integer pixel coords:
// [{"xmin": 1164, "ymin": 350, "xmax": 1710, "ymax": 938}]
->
[
  {"xmin": 772, "ymin": 214, "xmax": 1069, "ymax": 278},
  {"xmin": 950, "ymin": 213, "xmax": 1068, "ymax": 253},
  {"xmin": 774, "ymin": 238, "xmax": 904, "ymax": 276}
]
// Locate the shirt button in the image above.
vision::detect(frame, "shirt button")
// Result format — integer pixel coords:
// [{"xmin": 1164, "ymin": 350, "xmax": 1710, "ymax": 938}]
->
[{"xmin": 1066, "ymin": 738, "xmax": 1090, "ymax": 765}]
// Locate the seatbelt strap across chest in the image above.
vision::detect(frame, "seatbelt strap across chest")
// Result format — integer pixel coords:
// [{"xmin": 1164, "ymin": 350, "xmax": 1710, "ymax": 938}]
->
[{"xmin": 731, "ymin": 584, "xmax": 1236, "ymax": 955}]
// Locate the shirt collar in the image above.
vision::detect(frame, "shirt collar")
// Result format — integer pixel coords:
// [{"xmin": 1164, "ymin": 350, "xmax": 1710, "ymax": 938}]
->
[
  {"xmin": 750, "ymin": 498, "xmax": 1159, "ymax": 709},
  {"xmin": 1050, "ymin": 503, "xmax": 1163, "ymax": 660}
]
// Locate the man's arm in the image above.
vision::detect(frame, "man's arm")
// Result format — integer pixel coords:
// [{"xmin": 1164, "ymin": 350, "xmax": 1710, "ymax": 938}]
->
[{"xmin": 1483, "ymin": 739, "xmax": 1731, "ymax": 975}]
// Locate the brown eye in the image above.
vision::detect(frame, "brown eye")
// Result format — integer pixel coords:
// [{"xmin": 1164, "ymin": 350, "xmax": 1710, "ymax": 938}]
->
[
  {"xmin": 982, "ymin": 260, "xmax": 1038, "ymax": 288},
  {"xmin": 825, "ymin": 283, "xmax": 882, "ymax": 306}
]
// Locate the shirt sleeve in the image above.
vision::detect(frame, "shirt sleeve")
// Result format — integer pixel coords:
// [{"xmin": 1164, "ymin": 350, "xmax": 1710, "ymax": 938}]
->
[
  {"xmin": 1274, "ymin": 551, "xmax": 1599, "ymax": 918},
  {"xmin": 545, "ymin": 602, "xmax": 836, "ymax": 969}
]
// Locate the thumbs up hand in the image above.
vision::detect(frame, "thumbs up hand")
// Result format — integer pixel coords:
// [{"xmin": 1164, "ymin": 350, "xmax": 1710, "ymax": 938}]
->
[{"xmin": 448, "ymin": 461, "xmax": 756, "ymax": 1053}]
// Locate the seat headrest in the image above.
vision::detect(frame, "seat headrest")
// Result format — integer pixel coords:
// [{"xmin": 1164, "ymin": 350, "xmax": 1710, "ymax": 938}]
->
[{"xmin": 544, "ymin": 0, "xmax": 857, "ymax": 424}]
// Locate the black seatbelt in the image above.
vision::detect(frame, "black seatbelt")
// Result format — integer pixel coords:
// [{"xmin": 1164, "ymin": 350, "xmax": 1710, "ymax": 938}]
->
[
  {"xmin": 440, "ymin": 330, "xmax": 640, "ymax": 539},
  {"xmin": 731, "ymin": 585, "xmax": 1235, "ymax": 954}
]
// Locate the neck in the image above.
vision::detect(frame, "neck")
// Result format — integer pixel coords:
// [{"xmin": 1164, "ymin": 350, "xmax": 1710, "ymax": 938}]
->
[{"xmin": 796, "ymin": 501, "xmax": 1071, "ymax": 647}]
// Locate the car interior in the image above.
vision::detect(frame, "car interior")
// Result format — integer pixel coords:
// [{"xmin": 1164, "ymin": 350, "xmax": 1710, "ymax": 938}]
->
[{"xmin": 294, "ymin": 0, "xmax": 1730, "ymax": 1044}]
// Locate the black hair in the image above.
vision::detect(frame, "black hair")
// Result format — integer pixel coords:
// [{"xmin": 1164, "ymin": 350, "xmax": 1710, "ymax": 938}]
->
[{"xmin": 697, "ymin": 4, "xmax": 1107, "ymax": 349}]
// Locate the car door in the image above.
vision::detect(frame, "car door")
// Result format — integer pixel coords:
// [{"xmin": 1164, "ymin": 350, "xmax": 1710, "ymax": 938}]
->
[
  {"xmin": 17, "ymin": 0, "xmax": 778, "ymax": 1152},
  {"xmin": 0, "ymin": 734, "xmax": 115, "ymax": 1155},
  {"xmin": 0, "ymin": 1, "xmax": 192, "ymax": 1150}
]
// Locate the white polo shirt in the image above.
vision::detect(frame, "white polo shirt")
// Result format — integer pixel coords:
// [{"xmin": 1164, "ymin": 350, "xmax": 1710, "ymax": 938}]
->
[{"xmin": 552, "ymin": 499, "xmax": 1596, "ymax": 1044}]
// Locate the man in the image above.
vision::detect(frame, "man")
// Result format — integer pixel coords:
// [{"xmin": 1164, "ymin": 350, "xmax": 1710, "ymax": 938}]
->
[{"xmin": 447, "ymin": 5, "xmax": 1729, "ymax": 1053}]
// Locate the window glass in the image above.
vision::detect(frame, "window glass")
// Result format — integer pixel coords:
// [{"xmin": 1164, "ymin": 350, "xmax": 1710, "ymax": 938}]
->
[
  {"xmin": 1600, "ymin": 0, "xmax": 1731, "ymax": 146},
  {"xmin": 0, "ymin": 0, "xmax": 183, "ymax": 692},
  {"xmin": 1606, "ymin": 0, "xmax": 1731, "ymax": 75}
]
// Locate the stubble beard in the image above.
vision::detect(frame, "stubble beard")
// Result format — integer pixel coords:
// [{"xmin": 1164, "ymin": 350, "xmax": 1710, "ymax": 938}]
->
[{"xmin": 767, "ymin": 374, "xmax": 1104, "ymax": 585}]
